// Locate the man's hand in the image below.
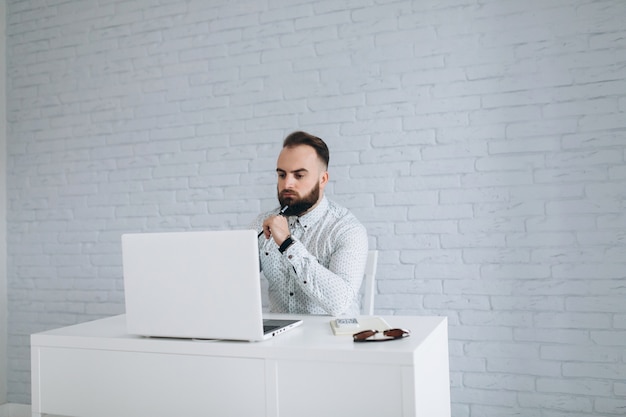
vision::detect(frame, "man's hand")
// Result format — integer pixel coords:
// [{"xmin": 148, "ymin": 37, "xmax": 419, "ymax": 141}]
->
[{"xmin": 262, "ymin": 214, "xmax": 290, "ymax": 245}]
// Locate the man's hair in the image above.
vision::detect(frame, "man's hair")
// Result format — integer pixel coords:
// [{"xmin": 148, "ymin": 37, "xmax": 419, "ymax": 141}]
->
[{"xmin": 283, "ymin": 131, "xmax": 329, "ymax": 169}]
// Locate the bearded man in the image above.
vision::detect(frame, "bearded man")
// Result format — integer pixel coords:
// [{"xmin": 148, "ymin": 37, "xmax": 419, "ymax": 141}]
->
[{"xmin": 252, "ymin": 131, "xmax": 368, "ymax": 316}]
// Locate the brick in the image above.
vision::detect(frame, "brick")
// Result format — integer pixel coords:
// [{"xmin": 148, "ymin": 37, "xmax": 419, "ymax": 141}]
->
[
  {"xmin": 480, "ymin": 264, "xmax": 551, "ymax": 280},
  {"xmin": 553, "ymin": 263, "xmax": 626, "ymax": 280},
  {"xmin": 518, "ymin": 392, "xmax": 593, "ymax": 413},
  {"xmin": 458, "ymin": 217, "xmax": 525, "ymax": 233},
  {"xmin": 514, "ymin": 328, "xmax": 590, "ymax": 345},
  {"xmin": 506, "ymin": 118, "xmax": 579, "ymax": 139},
  {"xmin": 595, "ymin": 398, "xmax": 626, "ymax": 415},
  {"xmin": 488, "ymin": 358, "xmax": 562, "ymax": 378},
  {"xmin": 541, "ymin": 345, "xmax": 622, "ymax": 363},
  {"xmin": 563, "ymin": 362, "xmax": 626, "ymax": 380},
  {"xmin": 424, "ymin": 294, "xmax": 490, "ymax": 310},
  {"xmin": 411, "ymin": 158, "xmax": 476, "ymax": 176},
  {"xmin": 462, "ymin": 171, "xmax": 534, "ymax": 188},
  {"xmin": 470, "ymin": 106, "xmax": 543, "ymax": 125},
  {"xmin": 461, "ymin": 311, "xmax": 533, "ymax": 327},
  {"xmin": 535, "ymin": 166, "xmax": 608, "ymax": 184},
  {"xmin": 438, "ymin": 124, "xmax": 506, "ymax": 143},
  {"xmin": 422, "ymin": 142, "xmax": 487, "ymax": 160},
  {"xmin": 534, "ymin": 312, "xmax": 611, "ymax": 329},
  {"xmin": 378, "ymin": 279, "xmax": 442, "ymax": 295},
  {"xmin": 465, "ymin": 372, "xmax": 534, "ymax": 392},
  {"xmin": 491, "ymin": 295, "xmax": 565, "ymax": 311},
  {"xmin": 452, "ymin": 386, "xmax": 518, "ymax": 407},
  {"xmin": 590, "ymin": 330, "xmax": 626, "ymax": 346},
  {"xmin": 441, "ymin": 232, "xmax": 506, "ymax": 249}
]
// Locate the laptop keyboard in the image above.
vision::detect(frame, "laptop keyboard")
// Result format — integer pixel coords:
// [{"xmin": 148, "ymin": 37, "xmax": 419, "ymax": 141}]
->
[
  {"xmin": 263, "ymin": 320, "xmax": 283, "ymax": 333},
  {"xmin": 263, "ymin": 324, "xmax": 281, "ymax": 333},
  {"xmin": 263, "ymin": 319, "xmax": 299, "ymax": 334}
]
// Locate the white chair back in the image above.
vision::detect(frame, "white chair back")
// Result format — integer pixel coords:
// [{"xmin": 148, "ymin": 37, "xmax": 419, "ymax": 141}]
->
[{"xmin": 361, "ymin": 250, "xmax": 378, "ymax": 315}]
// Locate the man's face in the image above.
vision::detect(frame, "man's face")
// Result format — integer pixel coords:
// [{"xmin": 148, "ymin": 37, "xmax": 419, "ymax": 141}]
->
[{"xmin": 276, "ymin": 145, "xmax": 328, "ymax": 216}]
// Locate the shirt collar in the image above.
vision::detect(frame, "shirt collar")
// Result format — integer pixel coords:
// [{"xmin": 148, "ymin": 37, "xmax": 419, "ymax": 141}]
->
[{"xmin": 289, "ymin": 196, "xmax": 329, "ymax": 230}]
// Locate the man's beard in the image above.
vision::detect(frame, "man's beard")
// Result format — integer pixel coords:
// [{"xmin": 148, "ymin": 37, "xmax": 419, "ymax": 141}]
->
[{"xmin": 278, "ymin": 182, "xmax": 320, "ymax": 217}]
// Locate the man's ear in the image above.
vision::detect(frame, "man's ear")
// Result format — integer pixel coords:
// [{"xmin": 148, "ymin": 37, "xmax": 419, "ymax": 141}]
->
[{"xmin": 319, "ymin": 171, "xmax": 329, "ymax": 188}]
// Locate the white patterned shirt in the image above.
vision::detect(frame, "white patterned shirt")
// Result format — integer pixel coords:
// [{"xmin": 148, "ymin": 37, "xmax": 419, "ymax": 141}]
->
[{"xmin": 252, "ymin": 196, "xmax": 368, "ymax": 316}]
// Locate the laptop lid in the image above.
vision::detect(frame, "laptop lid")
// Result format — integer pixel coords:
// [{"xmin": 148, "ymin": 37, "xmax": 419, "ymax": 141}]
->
[{"xmin": 122, "ymin": 229, "xmax": 301, "ymax": 341}]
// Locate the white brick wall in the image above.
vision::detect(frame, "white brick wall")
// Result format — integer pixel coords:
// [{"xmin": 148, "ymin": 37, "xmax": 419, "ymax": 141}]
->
[{"xmin": 5, "ymin": 0, "xmax": 626, "ymax": 414}]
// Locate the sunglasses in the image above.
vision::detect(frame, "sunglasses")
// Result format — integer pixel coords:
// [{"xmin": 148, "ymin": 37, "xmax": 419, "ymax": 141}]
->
[{"xmin": 353, "ymin": 328, "xmax": 410, "ymax": 342}]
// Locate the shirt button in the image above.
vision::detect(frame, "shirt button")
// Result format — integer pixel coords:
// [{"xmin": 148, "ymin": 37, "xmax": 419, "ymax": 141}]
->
[
  {"xmin": 288, "ymin": 255, "xmax": 293, "ymax": 259},
  {"xmin": 289, "ymin": 292, "xmax": 294, "ymax": 296},
  {"xmin": 303, "ymin": 281, "xmax": 307, "ymax": 284}
]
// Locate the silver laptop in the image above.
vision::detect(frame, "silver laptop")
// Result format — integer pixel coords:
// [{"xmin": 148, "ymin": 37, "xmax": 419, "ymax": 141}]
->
[{"xmin": 122, "ymin": 229, "xmax": 302, "ymax": 341}]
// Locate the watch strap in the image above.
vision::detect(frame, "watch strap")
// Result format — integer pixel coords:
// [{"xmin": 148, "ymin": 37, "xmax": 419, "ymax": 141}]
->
[{"xmin": 278, "ymin": 236, "xmax": 295, "ymax": 253}]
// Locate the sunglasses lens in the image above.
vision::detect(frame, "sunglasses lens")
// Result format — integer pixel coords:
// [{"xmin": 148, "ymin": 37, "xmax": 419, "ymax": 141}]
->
[
  {"xmin": 353, "ymin": 330, "xmax": 377, "ymax": 340},
  {"xmin": 384, "ymin": 328, "xmax": 410, "ymax": 338}
]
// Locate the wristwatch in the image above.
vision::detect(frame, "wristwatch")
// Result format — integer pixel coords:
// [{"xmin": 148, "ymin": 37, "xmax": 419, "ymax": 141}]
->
[{"xmin": 278, "ymin": 235, "xmax": 295, "ymax": 254}]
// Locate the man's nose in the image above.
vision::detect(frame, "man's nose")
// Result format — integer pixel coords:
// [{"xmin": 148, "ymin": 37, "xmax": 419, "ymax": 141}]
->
[{"xmin": 284, "ymin": 175, "xmax": 296, "ymax": 188}]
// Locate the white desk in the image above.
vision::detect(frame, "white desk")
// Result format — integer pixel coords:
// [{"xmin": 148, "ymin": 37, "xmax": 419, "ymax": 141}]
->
[{"xmin": 31, "ymin": 314, "xmax": 450, "ymax": 417}]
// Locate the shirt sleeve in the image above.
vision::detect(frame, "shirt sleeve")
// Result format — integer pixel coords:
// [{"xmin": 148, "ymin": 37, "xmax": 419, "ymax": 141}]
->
[{"xmin": 282, "ymin": 223, "xmax": 369, "ymax": 316}]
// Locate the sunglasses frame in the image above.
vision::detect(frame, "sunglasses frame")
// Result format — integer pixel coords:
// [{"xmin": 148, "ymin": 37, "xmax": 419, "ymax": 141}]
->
[{"xmin": 353, "ymin": 328, "xmax": 410, "ymax": 342}]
